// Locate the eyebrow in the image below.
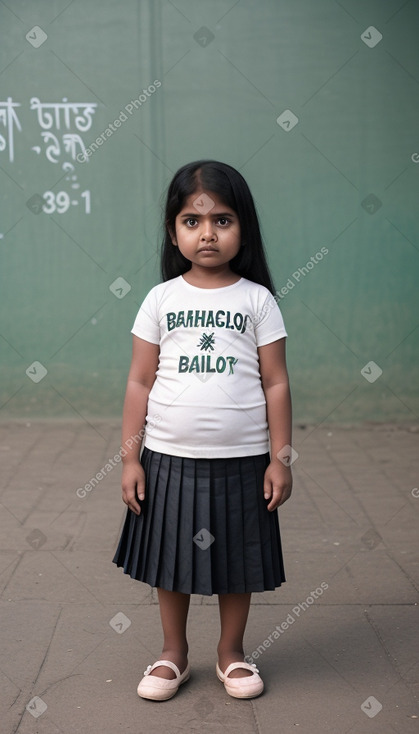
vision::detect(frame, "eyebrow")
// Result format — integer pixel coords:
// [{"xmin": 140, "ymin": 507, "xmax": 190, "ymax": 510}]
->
[{"xmin": 180, "ymin": 211, "xmax": 235, "ymax": 218}]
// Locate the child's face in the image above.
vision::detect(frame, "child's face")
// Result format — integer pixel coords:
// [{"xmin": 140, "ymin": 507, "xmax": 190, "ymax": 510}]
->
[{"xmin": 171, "ymin": 190, "xmax": 241, "ymax": 272}]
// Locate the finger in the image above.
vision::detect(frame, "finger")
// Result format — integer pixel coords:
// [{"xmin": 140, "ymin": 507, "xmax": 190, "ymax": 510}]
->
[
  {"xmin": 267, "ymin": 486, "xmax": 282, "ymax": 511},
  {"xmin": 127, "ymin": 496, "xmax": 141, "ymax": 515},
  {"xmin": 276, "ymin": 485, "xmax": 292, "ymax": 507},
  {"xmin": 130, "ymin": 502, "xmax": 141, "ymax": 516},
  {"xmin": 137, "ymin": 481, "xmax": 145, "ymax": 502},
  {"xmin": 263, "ymin": 477, "xmax": 272, "ymax": 501},
  {"xmin": 122, "ymin": 486, "xmax": 142, "ymax": 515},
  {"xmin": 266, "ymin": 492, "xmax": 278, "ymax": 511}
]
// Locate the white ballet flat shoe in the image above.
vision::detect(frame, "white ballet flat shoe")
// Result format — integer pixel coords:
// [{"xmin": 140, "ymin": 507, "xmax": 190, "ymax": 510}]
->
[
  {"xmin": 216, "ymin": 661, "xmax": 264, "ymax": 699},
  {"xmin": 137, "ymin": 659, "xmax": 190, "ymax": 701}
]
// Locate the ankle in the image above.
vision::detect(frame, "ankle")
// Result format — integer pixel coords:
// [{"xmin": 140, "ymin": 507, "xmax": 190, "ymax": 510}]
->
[
  {"xmin": 217, "ymin": 644, "xmax": 244, "ymax": 660},
  {"xmin": 161, "ymin": 645, "xmax": 188, "ymax": 660}
]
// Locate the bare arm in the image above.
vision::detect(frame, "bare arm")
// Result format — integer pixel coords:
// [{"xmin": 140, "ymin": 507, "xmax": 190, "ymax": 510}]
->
[
  {"xmin": 258, "ymin": 338, "xmax": 293, "ymax": 511},
  {"xmin": 121, "ymin": 335, "xmax": 160, "ymax": 515}
]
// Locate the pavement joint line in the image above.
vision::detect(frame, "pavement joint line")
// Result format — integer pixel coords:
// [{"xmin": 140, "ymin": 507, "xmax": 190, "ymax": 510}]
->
[
  {"xmin": 384, "ymin": 657, "xmax": 419, "ymax": 698},
  {"xmin": 24, "ymin": 705, "xmax": 66, "ymax": 733},
  {"xmin": 326, "ymin": 548, "xmax": 366, "ymax": 584},
  {"xmin": 50, "ymin": 424, "xmax": 89, "ymax": 466},
  {"xmin": 31, "ymin": 605, "xmax": 63, "ymax": 678},
  {"xmin": 0, "ymin": 500, "xmax": 26, "ymax": 528},
  {"xmin": 348, "ymin": 434, "xmax": 414, "ymax": 528},
  {"xmin": 300, "ymin": 633, "xmax": 359, "ymax": 694},
  {"xmin": 50, "ymin": 550, "xmax": 105, "ymax": 605},
  {"xmin": 292, "ymin": 466, "xmax": 329, "ymax": 524},
  {"xmin": 353, "ymin": 446, "xmax": 412, "ymax": 520},
  {"xmin": 0, "ymin": 554, "xmax": 21, "ymax": 587},
  {"xmin": 363, "ymin": 609, "xmax": 406, "ymax": 684},
  {"xmin": 47, "ymin": 502, "xmax": 78, "ymax": 528},
  {"xmin": 16, "ymin": 484, "xmax": 58, "ymax": 527},
  {"xmin": 250, "ymin": 695, "xmax": 263, "ymax": 733},
  {"xmin": 380, "ymin": 549, "xmax": 419, "ymax": 595},
  {"xmin": 317, "ymin": 433, "xmax": 388, "ymax": 529},
  {"xmin": 64, "ymin": 627, "xmax": 154, "ymax": 682},
  {"xmin": 363, "ymin": 610, "xmax": 418, "ymax": 706},
  {"xmin": 8, "ymin": 684, "xmax": 22, "ymax": 711},
  {"xmin": 299, "ymin": 466, "xmax": 360, "ymax": 526},
  {"xmin": 382, "ymin": 504, "xmax": 409, "ymax": 528}
]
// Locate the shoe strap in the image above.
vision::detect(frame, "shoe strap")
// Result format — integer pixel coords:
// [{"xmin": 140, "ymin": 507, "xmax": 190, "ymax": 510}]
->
[
  {"xmin": 223, "ymin": 661, "xmax": 259, "ymax": 677},
  {"xmin": 145, "ymin": 659, "xmax": 181, "ymax": 677}
]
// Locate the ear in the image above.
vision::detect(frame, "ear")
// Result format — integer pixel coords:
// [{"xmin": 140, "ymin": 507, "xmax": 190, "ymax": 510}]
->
[{"xmin": 168, "ymin": 227, "xmax": 177, "ymax": 246}]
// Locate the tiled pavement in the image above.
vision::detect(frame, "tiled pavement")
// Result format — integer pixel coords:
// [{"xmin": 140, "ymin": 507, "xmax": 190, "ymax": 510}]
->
[{"xmin": 0, "ymin": 420, "xmax": 418, "ymax": 733}]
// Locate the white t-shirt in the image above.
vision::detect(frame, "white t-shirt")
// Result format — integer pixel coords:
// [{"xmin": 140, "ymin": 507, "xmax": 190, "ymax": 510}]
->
[{"xmin": 131, "ymin": 275, "xmax": 288, "ymax": 458}]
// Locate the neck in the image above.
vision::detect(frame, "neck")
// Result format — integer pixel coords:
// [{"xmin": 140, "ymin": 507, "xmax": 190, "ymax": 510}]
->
[{"xmin": 182, "ymin": 265, "xmax": 240, "ymax": 289}]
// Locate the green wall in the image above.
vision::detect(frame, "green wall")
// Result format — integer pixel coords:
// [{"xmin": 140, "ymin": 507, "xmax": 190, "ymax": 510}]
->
[{"xmin": 1, "ymin": 0, "xmax": 418, "ymax": 423}]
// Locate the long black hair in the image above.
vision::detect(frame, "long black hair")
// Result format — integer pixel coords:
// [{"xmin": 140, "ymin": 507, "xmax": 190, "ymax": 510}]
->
[{"xmin": 160, "ymin": 160, "xmax": 276, "ymax": 294}]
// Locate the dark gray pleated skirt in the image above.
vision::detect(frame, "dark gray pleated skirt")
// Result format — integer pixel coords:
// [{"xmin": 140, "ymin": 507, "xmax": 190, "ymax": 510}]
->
[{"xmin": 112, "ymin": 447, "xmax": 286, "ymax": 596}]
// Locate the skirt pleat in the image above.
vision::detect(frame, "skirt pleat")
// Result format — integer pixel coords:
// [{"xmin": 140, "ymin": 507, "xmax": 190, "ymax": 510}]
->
[{"xmin": 112, "ymin": 447, "xmax": 286, "ymax": 596}]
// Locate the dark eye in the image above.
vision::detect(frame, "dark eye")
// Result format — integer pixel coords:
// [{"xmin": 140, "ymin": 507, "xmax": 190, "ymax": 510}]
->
[
  {"xmin": 186, "ymin": 218, "xmax": 197, "ymax": 227},
  {"xmin": 218, "ymin": 217, "xmax": 230, "ymax": 226}
]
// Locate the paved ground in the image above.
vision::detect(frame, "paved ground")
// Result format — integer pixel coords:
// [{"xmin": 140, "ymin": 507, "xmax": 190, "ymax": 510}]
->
[{"xmin": 0, "ymin": 420, "xmax": 418, "ymax": 734}]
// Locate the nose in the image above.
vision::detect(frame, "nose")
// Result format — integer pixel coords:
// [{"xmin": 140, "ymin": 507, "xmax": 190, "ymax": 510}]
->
[{"xmin": 200, "ymin": 217, "xmax": 217, "ymax": 241}]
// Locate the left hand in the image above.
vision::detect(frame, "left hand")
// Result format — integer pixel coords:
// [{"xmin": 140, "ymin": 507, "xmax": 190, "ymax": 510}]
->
[{"xmin": 263, "ymin": 461, "xmax": 293, "ymax": 511}]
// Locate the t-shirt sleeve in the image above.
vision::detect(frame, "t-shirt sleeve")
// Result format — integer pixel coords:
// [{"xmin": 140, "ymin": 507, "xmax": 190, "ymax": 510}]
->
[
  {"xmin": 254, "ymin": 292, "xmax": 288, "ymax": 347},
  {"xmin": 131, "ymin": 288, "xmax": 160, "ymax": 344}
]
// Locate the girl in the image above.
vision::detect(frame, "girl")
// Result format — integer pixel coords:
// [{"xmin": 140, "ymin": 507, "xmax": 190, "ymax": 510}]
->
[{"xmin": 113, "ymin": 160, "xmax": 293, "ymax": 701}]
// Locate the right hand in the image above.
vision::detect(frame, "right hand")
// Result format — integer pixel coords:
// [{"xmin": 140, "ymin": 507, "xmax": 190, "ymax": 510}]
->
[{"xmin": 121, "ymin": 461, "xmax": 145, "ymax": 515}]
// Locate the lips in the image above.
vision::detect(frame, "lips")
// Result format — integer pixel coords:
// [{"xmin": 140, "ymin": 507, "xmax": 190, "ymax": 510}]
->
[{"xmin": 198, "ymin": 246, "xmax": 218, "ymax": 252}]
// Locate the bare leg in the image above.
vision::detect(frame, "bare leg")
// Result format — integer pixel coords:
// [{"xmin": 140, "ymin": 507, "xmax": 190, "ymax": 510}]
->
[
  {"xmin": 149, "ymin": 588, "xmax": 190, "ymax": 680},
  {"xmin": 217, "ymin": 592, "xmax": 253, "ymax": 678}
]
